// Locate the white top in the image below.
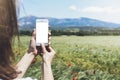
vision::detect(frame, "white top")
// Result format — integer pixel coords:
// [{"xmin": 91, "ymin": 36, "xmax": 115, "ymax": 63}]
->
[
  {"xmin": 0, "ymin": 77, "xmax": 37, "ymax": 80},
  {"xmin": 17, "ymin": 77, "xmax": 37, "ymax": 80}
]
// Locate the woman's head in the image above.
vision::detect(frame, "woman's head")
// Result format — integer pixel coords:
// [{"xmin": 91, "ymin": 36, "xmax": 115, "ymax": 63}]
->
[{"xmin": 0, "ymin": 0, "xmax": 19, "ymax": 79}]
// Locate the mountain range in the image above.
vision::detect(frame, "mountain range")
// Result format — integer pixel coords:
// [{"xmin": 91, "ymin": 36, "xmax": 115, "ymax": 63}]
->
[{"xmin": 18, "ymin": 16, "xmax": 120, "ymax": 30}]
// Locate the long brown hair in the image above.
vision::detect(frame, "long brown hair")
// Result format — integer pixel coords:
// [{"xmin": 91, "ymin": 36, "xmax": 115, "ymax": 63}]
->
[{"xmin": 0, "ymin": 0, "xmax": 19, "ymax": 79}]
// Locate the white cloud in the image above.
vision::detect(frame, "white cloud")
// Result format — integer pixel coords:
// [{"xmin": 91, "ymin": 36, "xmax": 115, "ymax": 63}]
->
[
  {"xmin": 81, "ymin": 6, "xmax": 120, "ymax": 13},
  {"xmin": 82, "ymin": 7, "xmax": 103, "ymax": 13},
  {"xmin": 69, "ymin": 5, "xmax": 120, "ymax": 14},
  {"xmin": 69, "ymin": 5, "xmax": 77, "ymax": 11}
]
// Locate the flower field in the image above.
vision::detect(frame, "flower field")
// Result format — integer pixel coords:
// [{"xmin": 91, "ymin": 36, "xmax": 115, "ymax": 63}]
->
[{"xmin": 14, "ymin": 36, "xmax": 120, "ymax": 80}]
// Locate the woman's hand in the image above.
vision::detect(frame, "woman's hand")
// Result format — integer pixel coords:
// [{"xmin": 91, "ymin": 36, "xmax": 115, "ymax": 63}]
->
[
  {"xmin": 27, "ymin": 29, "xmax": 37, "ymax": 55},
  {"xmin": 41, "ymin": 43, "xmax": 55, "ymax": 64}
]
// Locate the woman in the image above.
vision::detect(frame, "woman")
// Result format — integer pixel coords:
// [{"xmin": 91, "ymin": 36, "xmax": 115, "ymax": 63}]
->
[{"xmin": 0, "ymin": 0, "xmax": 55, "ymax": 80}]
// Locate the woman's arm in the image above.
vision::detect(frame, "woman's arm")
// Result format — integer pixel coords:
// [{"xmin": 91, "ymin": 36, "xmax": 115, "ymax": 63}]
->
[
  {"xmin": 14, "ymin": 52, "xmax": 35, "ymax": 79},
  {"xmin": 40, "ymin": 44, "xmax": 55, "ymax": 80},
  {"xmin": 42, "ymin": 62, "xmax": 54, "ymax": 80},
  {"xmin": 14, "ymin": 30, "xmax": 37, "ymax": 79}
]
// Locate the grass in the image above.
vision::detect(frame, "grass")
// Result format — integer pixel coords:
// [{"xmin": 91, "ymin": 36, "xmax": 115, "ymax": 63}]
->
[{"xmin": 14, "ymin": 36, "xmax": 120, "ymax": 80}]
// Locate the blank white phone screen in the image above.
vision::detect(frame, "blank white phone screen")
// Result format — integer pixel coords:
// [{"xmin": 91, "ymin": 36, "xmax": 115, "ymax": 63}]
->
[{"xmin": 36, "ymin": 19, "xmax": 48, "ymax": 46}]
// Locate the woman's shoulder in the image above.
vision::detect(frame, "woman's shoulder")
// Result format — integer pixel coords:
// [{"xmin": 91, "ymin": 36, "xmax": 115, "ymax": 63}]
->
[{"xmin": 17, "ymin": 77, "xmax": 37, "ymax": 80}]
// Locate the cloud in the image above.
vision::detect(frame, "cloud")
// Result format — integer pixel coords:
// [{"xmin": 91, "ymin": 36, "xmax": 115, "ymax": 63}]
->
[
  {"xmin": 69, "ymin": 5, "xmax": 77, "ymax": 11},
  {"xmin": 81, "ymin": 6, "xmax": 120, "ymax": 13},
  {"xmin": 69, "ymin": 5, "xmax": 120, "ymax": 14}
]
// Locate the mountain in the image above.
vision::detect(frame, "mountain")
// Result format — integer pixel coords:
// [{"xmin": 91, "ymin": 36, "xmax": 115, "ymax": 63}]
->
[{"xmin": 18, "ymin": 16, "xmax": 120, "ymax": 30}]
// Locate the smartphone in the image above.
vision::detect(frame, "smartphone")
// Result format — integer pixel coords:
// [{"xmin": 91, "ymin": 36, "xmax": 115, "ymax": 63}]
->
[{"xmin": 36, "ymin": 19, "xmax": 49, "ymax": 46}]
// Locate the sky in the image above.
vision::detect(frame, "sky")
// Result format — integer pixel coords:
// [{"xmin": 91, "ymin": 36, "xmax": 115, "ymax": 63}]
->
[{"xmin": 20, "ymin": 0, "xmax": 120, "ymax": 24}]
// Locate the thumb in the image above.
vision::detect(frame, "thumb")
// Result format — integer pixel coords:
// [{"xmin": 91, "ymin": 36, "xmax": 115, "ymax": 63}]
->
[{"xmin": 41, "ymin": 43, "xmax": 47, "ymax": 53}]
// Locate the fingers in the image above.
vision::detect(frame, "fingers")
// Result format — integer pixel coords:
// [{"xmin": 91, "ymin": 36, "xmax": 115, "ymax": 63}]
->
[
  {"xmin": 30, "ymin": 37, "xmax": 36, "ymax": 49},
  {"xmin": 48, "ymin": 32, "xmax": 51, "ymax": 40},
  {"xmin": 48, "ymin": 32, "xmax": 51, "ymax": 46},
  {"xmin": 28, "ymin": 33, "xmax": 37, "ymax": 55},
  {"xmin": 48, "ymin": 36, "xmax": 51, "ymax": 41},
  {"xmin": 33, "ymin": 49, "xmax": 38, "ymax": 55},
  {"xmin": 48, "ymin": 32, "xmax": 51, "ymax": 36},
  {"xmin": 48, "ymin": 46, "xmax": 55, "ymax": 54},
  {"xmin": 48, "ymin": 37, "xmax": 51, "ymax": 46},
  {"xmin": 32, "ymin": 29, "xmax": 36, "ymax": 39},
  {"xmin": 41, "ymin": 43, "xmax": 47, "ymax": 53},
  {"xmin": 40, "ymin": 43, "xmax": 55, "ymax": 54}
]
